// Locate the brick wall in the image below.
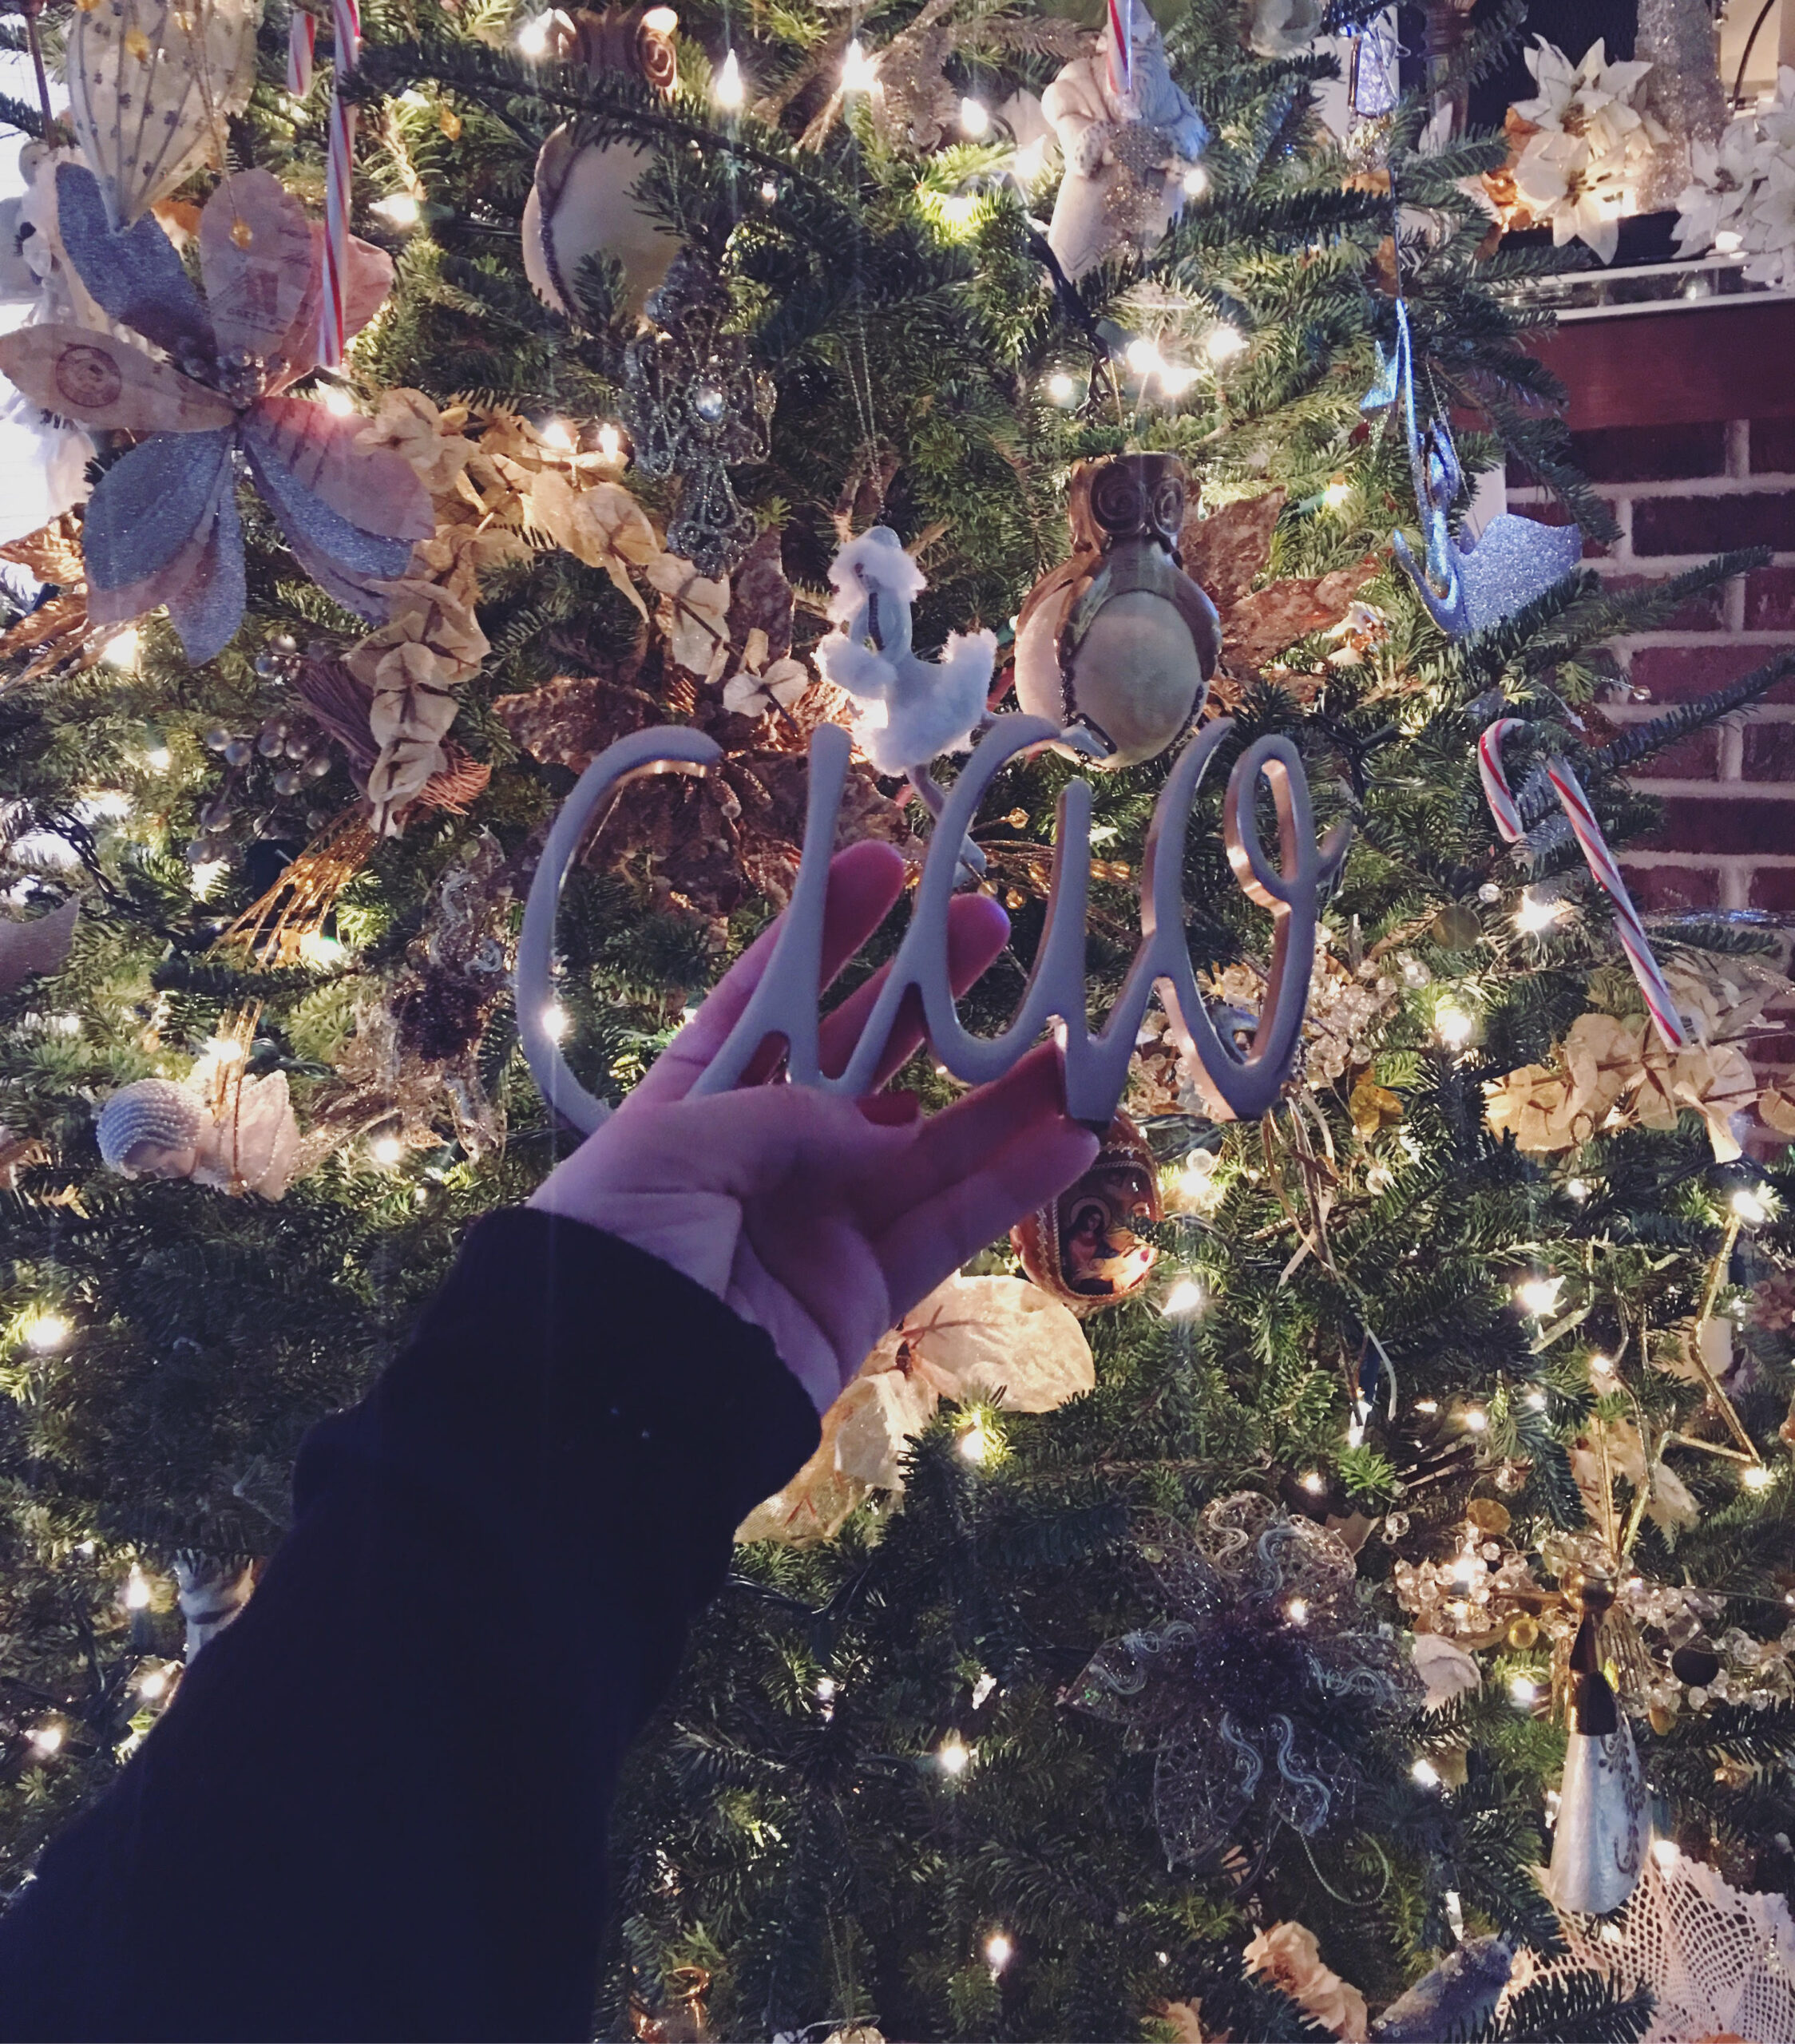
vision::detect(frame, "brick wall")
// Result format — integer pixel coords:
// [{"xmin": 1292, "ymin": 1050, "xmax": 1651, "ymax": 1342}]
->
[{"xmin": 1508, "ymin": 414, "xmax": 1795, "ymax": 920}]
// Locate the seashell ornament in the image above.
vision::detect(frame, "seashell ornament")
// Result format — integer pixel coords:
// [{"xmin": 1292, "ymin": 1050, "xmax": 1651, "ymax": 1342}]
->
[{"xmin": 1014, "ymin": 453, "xmax": 1221, "ymax": 770}]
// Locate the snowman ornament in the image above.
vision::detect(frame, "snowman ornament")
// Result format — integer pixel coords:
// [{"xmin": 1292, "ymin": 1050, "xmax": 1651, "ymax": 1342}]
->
[{"xmin": 1042, "ymin": 0, "xmax": 1209, "ymax": 281}]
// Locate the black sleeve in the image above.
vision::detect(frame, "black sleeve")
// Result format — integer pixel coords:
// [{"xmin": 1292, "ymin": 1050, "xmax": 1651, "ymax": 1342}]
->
[{"xmin": 0, "ymin": 1209, "xmax": 821, "ymax": 2044}]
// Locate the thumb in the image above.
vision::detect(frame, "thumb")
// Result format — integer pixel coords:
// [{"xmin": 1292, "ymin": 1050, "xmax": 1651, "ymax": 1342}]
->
[{"xmin": 667, "ymin": 1083, "xmax": 922, "ymax": 1198}]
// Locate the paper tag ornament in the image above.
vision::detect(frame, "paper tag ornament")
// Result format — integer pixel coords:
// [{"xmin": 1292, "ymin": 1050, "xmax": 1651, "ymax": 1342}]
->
[{"xmin": 517, "ymin": 713, "xmax": 1347, "ymax": 1133}]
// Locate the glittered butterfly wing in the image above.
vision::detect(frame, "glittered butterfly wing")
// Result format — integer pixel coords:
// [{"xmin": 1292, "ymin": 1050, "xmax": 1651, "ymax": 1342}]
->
[
  {"xmin": 67, "ymin": 0, "xmax": 262, "ymax": 231},
  {"xmin": 241, "ymin": 398, "xmax": 432, "ymax": 619},
  {"xmin": 54, "ymin": 163, "xmax": 215, "ymax": 369},
  {"xmin": 200, "ymin": 170, "xmax": 316, "ymax": 369},
  {"xmin": 84, "ymin": 426, "xmax": 246, "ymax": 663},
  {"xmin": 0, "ymin": 325, "xmax": 235, "ymax": 433}
]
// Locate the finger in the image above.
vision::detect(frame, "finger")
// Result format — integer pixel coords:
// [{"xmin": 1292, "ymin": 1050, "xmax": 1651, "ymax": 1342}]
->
[
  {"xmin": 645, "ymin": 1081, "xmax": 922, "ymax": 1199},
  {"xmin": 631, "ymin": 841, "xmax": 908, "ymax": 1106},
  {"xmin": 852, "ymin": 1042, "xmax": 1071, "ymax": 1232},
  {"xmin": 873, "ymin": 1112, "xmax": 1099, "ymax": 1322},
  {"xmin": 819, "ymin": 889, "xmax": 1010, "ymax": 1084}
]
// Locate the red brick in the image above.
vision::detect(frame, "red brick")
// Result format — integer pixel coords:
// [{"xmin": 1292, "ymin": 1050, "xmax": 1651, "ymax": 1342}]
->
[
  {"xmin": 1744, "ymin": 722, "xmax": 1795, "ymax": 777},
  {"xmin": 1572, "ymin": 422, "xmax": 1728, "ymax": 482},
  {"xmin": 1599, "ymin": 572, "xmax": 1727, "ymax": 632},
  {"xmin": 1621, "ymin": 861, "xmax": 1721, "ymax": 910},
  {"xmin": 1632, "ymin": 492, "xmax": 1795, "ymax": 556},
  {"xmin": 1630, "ymin": 727, "xmax": 1721, "ymax": 779},
  {"xmin": 1648, "ymin": 796, "xmax": 1795, "ymax": 854},
  {"xmin": 1744, "ymin": 565, "xmax": 1795, "ymax": 628},
  {"xmin": 1753, "ymin": 418, "xmax": 1795, "ymax": 473},
  {"xmin": 1749, "ymin": 866, "xmax": 1795, "ymax": 911},
  {"xmin": 1631, "ymin": 644, "xmax": 1795, "ymax": 705}
]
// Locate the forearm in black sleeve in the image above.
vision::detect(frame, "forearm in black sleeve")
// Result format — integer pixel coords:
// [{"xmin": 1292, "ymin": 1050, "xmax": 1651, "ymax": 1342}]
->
[{"xmin": 0, "ymin": 1208, "xmax": 820, "ymax": 2043}]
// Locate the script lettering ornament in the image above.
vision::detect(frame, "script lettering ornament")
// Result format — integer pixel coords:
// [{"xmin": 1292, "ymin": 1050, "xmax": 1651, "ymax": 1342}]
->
[{"xmin": 517, "ymin": 715, "xmax": 1348, "ymax": 1132}]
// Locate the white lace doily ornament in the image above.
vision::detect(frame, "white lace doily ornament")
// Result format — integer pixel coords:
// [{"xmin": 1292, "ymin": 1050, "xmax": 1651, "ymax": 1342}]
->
[{"xmin": 1509, "ymin": 1848, "xmax": 1795, "ymax": 2044}]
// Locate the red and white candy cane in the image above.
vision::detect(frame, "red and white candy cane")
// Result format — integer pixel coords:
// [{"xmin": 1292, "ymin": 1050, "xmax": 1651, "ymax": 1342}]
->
[
  {"xmin": 287, "ymin": 9, "xmax": 315, "ymax": 97},
  {"xmin": 1478, "ymin": 717, "xmax": 1686, "ymax": 1051},
  {"xmin": 1105, "ymin": 0, "xmax": 1134, "ymax": 98},
  {"xmin": 317, "ymin": 0, "xmax": 362, "ymax": 370}
]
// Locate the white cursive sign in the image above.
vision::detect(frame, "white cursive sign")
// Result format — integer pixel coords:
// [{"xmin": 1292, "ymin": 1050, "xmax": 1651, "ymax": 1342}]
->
[{"xmin": 517, "ymin": 714, "xmax": 1347, "ymax": 1131}]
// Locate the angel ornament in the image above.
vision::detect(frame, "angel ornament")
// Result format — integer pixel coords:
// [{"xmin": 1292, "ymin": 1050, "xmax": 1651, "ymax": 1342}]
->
[
  {"xmin": 814, "ymin": 528, "xmax": 997, "ymax": 878},
  {"xmin": 97, "ymin": 1045, "xmax": 300, "ymax": 1202},
  {"xmin": 1042, "ymin": 0, "xmax": 1209, "ymax": 279}
]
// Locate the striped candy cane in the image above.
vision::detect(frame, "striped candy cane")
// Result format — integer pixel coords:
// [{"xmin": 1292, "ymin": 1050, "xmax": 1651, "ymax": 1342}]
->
[
  {"xmin": 1105, "ymin": 0, "xmax": 1133, "ymax": 99},
  {"xmin": 287, "ymin": 9, "xmax": 315, "ymax": 96},
  {"xmin": 1478, "ymin": 716, "xmax": 1686, "ymax": 1052},
  {"xmin": 317, "ymin": 0, "xmax": 361, "ymax": 369}
]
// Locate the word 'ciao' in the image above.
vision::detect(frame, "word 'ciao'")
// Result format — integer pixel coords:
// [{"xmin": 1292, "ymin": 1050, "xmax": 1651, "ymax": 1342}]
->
[{"xmin": 517, "ymin": 715, "xmax": 1347, "ymax": 1132}]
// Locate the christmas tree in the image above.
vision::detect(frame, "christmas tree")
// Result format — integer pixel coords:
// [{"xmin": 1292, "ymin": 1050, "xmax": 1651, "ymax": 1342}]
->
[{"xmin": 0, "ymin": 0, "xmax": 1792, "ymax": 2035}]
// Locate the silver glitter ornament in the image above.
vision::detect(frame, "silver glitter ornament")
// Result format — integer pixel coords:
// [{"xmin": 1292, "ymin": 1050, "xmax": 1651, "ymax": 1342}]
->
[
  {"xmin": 1636, "ymin": 0, "xmax": 1726, "ymax": 212},
  {"xmin": 1544, "ymin": 1578, "xmax": 1649, "ymax": 1915},
  {"xmin": 617, "ymin": 251, "xmax": 773, "ymax": 579},
  {"xmin": 96, "ymin": 1078, "xmax": 208, "ymax": 1178}
]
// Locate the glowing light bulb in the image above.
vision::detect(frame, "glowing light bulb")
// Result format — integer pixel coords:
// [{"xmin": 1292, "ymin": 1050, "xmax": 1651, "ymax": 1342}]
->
[
  {"xmin": 1715, "ymin": 229, "xmax": 1743, "ymax": 253},
  {"xmin": 985, "ymin": 1932, "xmax": 1013, "ymax": 1971},
  {"xmin": 1525, "ymin": 1388, "xmax": 1547, "ymax": 1410},
  {"xmin": 370, "ymin": 192, "xmax": 422, "ymax": 228},
  {"xmin": 1300, "ymin": 1471, "xmax": 1325, "ymax": 1495},
  {"xmin": 1651, "ymin": 1836, "xmax": 1680, "ymax": 1868},
  {"xmin": 139, "ymin": 1667, "xmax": 168, "ymax": 1700},
  {"xmin": 938, "ymin": 1733, "xmax": 971, "ymax": 1774},
  {"xmin": 22, "ymin": 1313, "xmax": 69, "ymax": 1353},
  {"xmin": 1589, "ymin": 1353, "xmax": 1615, "ymax": 1382},
  {"xmin": 1047, "ymin": 370, "xmax": 1080, "ymax": 406},
  {"xmin": 202, "ymin": 1033, "xmax": 246, "ymax": 1064},
  {"xmin": 958, "ymin": 95, "xmax": 989, "ymax": 136},
  {"xmin": 840, "ymin": 38, "xmax": 877, "ymax": 92},
  {"xmin": 712, "ymin": 50, "xmax": 744, "ymax": 108},
  {"xmin": 1411, "ymin": 1757, "xmax": 1440, "ymax": 1788},
  {"xmin": 1162, "ymin": 1278, "xmax": 1205, "ymax": 1317},
  {"xmin": 1731, "ymin": 1186, "xmax": 1771, "ymax": 1225},
  {"xmin": 759, "ymin": 177, "xmax": 779, "ymax": 203},
  {"xmin": 1509, "ymin": 1674, "xmax": 1538, "ymax": 1705},
  {"xmin": 971, "ymin": 1670, "xmax": 996, "ymax": 1709},
  {"xmin": 1286, "ymin": 1596, "xmax": 1309, "ymax": 1625},
  {"xmin": 1566, "ymin": 1177, "xmax": 1591, "ymax": 1202},
  {"xmin": 123, "ymin": 1567, "xmax": 151, "ymax": 1610},
  {"xmin": 1414, "ymin": 1398, "xmax": 1439, "ymax": 1415},
  {"xmin": 1514, "ymin": 889, "xmax": 1562, "ymax": 935},
  {"xmin": 596, "ymin": 422, "xmax": 624, "ymax": 464},
  {"xmin": 1156, "ymin": 359, "xmax": 1198, "ymax": 398},
  {"xmin": 1321, "ymin": 477, "xmax": 1350, "ymax": 510},
  {"xmin": 369, "ymin": 1134, "xmax": 405, "ymax": 1168},
  {"xmin": 189, "ymin": 858, "xmax": 228, "ymax": 899},
  {"xmin": 1516, "ymin": 1276, "xmax": 1563, "ymax": 1317},
  {"xmin": 815, "ymin": 1675, "xmax": 835, "ymax": 1701},
  {"xmin": 143, "ymin": 745, "xmax": 172, "ymax": 771},
  {"xmin": 542, "ymin": 1001, "xmax": 571, "ymax": 1042},
  {"xmin": 298, "ymin": 931, "xmax": 347, "ymax": 969},
  {"xmin": 959, "ymin": 1418, "xmax": 991, "ymax": 1464},
  {"xmin": 680, "ymin": 1002, "xmax": 700, "ymax": 1024},
  {"xmin": 1013, "ymin": 137, "xmax": 1045, "ymax": 180},
  {"xmin": 1204, "ymin": 323, "xmax": 1246, "ymax": 362},
  {"xmin": 1742, "ymin": 1463, "xmax": 1773, "ymax": 1491},
  {"xmin": 1124, "ymin": 336, "xmax": 1162, "ymax": 378},
  {"xmin": 319, "ymin": 384, "xmax": 357, "ymax": 418},
  {"xmin": 1433, "ymin": 1003, "xmax": 1474, "ymax": 1051},
  {"xmin": 517, "ymin": 11, "xmax": 555, "ymax": 57},
  {"xmin": 29, "ymin": 1723, "xmax": 63, "ymax": 1756},
  {"xmin": 100, "ymin": 627, "xmax": 141, "ymax": 671},
  {"xmin": 538, "ymin": 417, "xmax": 577, "ymax": 452},
  {"xmin": 1462, "ymin": 1408, "xmax": 1488, "ymax": 1433}
]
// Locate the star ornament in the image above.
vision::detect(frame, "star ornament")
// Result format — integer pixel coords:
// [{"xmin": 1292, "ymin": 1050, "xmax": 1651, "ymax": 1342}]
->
[{"xmin": 0, "ymin": 166, "xmax": 433, "ymax": 664}]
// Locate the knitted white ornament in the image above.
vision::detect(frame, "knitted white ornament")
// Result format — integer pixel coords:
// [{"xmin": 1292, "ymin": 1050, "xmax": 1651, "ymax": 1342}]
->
[{"xmin": 96, "ymin": 1079, "xmax": 208, "ymax": 1178}]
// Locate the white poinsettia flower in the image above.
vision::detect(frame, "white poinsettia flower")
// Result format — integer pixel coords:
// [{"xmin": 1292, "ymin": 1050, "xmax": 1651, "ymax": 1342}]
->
[
  {"xmin": 1755, "ymin": 65, "xmax": 1795, "ymax": 163},
  {"xmin": 1743, "ymin": 153, "xmax": 1795, "ymax": 287},
  {"xmin": 1513, "ymin": 129, "xmax": 1628, "ymax": 263},
  {"xmin": 1673, "ymin": 118, "xmax": 1761, "ymax": 255},
  {"xmin": 1514, "ymin": 37, "xmax": 1656, "ymax": 160}
]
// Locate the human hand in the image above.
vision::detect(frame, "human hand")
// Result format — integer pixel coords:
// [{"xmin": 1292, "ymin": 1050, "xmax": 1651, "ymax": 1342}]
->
[{"xmin": 528, "ymin": 842, "xmax": 1100, "ymax": 1412}]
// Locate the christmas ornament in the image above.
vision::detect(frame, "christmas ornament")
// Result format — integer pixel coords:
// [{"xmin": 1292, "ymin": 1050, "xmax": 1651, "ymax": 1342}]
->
[
  {"xmin": 95, "ymin": 1068, "xmax": 300, "ymax": 1199},
  {"xmin": 522, "ymin": 5, "xmax": 683, "ymax": 322},
  {"xmin": 1411, "ymin": 1631, "xmax": 1481, "ymax": 1710},
  {"xmin": 1242, "ymin": 1921, "xmax": 1367, "ymax": 2042},
  {"xmin": 287, "ymin": 9, "xmax": 316, "ymax": 96},
  {"xmin": 618, "ymin": 250, "xmax": 773, "ymax": 578},
  {"xmin": 1370, "ymin": 1935, "xmax": 1512, "ymax": 2042},
  {"xmin": 519, "ymin": 709, "xmax": 1341, "ymax": 1131},
  {"xmin": 1544, "ymin": 1577, "xmax": 1649, "ymax": 1916},
  {"xmin": 815, "ymin": 529, "xmax": 996, "ymax": 778},
  {"xmin": 0, "ymin": 168, "xmax": 430, "ymax": 662},
  {"xmin": 738, "ymin": 1272, "xmax": 1094, "ymax": 1543},
  {"xmin": 0, "ymin": 894, "xmax": 77, "ymax": 998},
  {"xmin": 1479, "ymin": 717, "xmax": 1684, "ymax": 1052},
  {"xmin": 1635, "ymin": 0, "xmax": 1726, "ymax": 212},
  {"xmin": 1246, "ymin": 0, "xmax": 1324, "ymax": 59},
  {"xmin": 1510, "ymin": 1847, "xmax": 1795, "ymax": 2044},
  {"xmin": 1014, "ymin": 454, "xmax": 1221, "ymax": 769},
  {"xmin": 1067, "ymin": 1496, "xmax": 1422, "ymax": 1868},
  {"xmin": 1011, "ymin": 1110, "xmax": 1160, "ymax": 1313},
  {"xmin": 1381, "ymin": 303, "xmax": 1582, "ymax": 639},
  {"xmin": 172, "ymin": 1551, "xmax": 255, "ymax": 1659},
  {"xmin": 1040, "ymin": 5, "xmax": 1207, "ymax": 279},
  {"xmin": 67, "ymin": 0, "xmax": 260, "ymax": 231}
]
